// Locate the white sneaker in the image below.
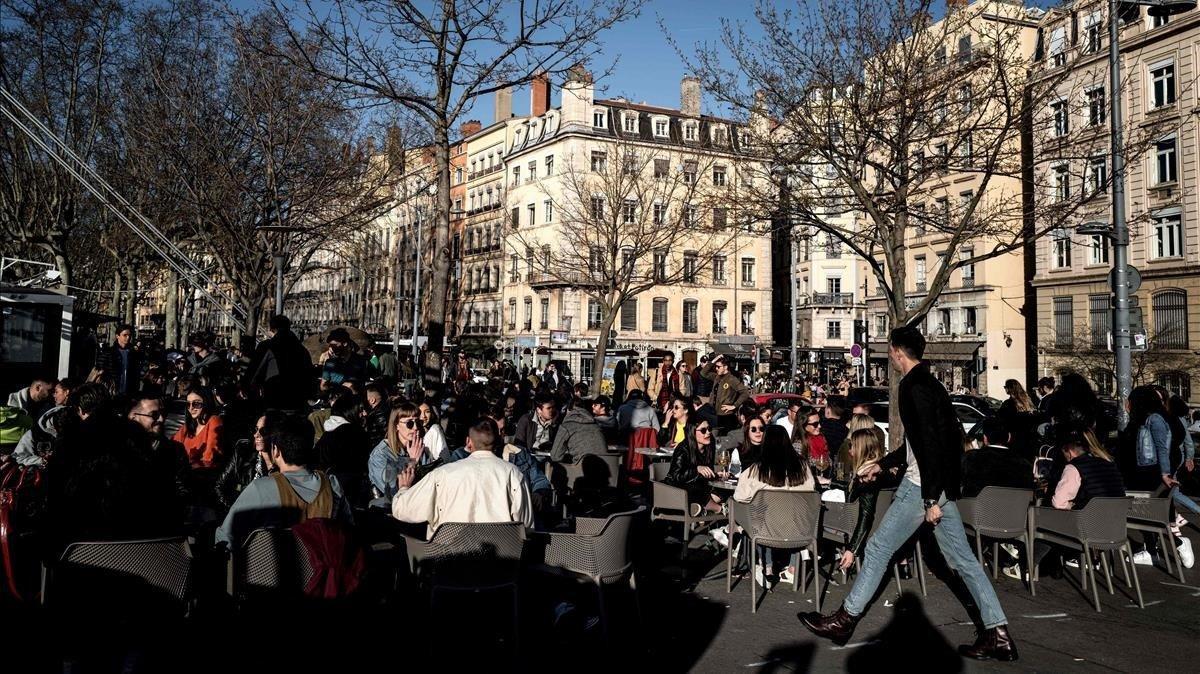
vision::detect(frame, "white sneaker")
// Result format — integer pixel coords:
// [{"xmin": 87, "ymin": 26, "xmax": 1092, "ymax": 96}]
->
[
  {"xmin": 1178, "ymin": 537, "xmax": 1195, "ymax": 569},
  {"xmin": 778, "ymin": 567, "xmax": 796, "ymax": 584},
  {"xmin": 1001, "ymin": 564, "xmax": 1027, "ymax": 582},
  {"xmin": 690, "ymin": 503, "xmax": 703, "ymax": 517},
  {"xmin": 800, "ymin": 549, "xmax": 811, "ymax": 562},
  {"xmin": 999, "ymin": 543, "xmax": 1019, "ymax": 560},
  {"xmin": 1064, "ymin": 558, "xmax": 1080, "ymax": 569},
  {"xmin": 754, "ymin": 564, "xmax": 767, "ymax": 588},
  {"xmin": 711, "ymin": 527, "xmax": 729, "ymax": 548},
  {"xmin": 1132, "ymin": 550, "xmax": 1154, "ymax": 566},
  {"xmin": 1176, "ymin": 514, "xmax": 1189, "ymax": 528}
]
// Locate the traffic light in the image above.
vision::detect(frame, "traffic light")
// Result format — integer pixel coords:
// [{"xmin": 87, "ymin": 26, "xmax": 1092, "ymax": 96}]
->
[{"xmin": 853, "ymin": 319, "xmax": 866, "ymax": 346}]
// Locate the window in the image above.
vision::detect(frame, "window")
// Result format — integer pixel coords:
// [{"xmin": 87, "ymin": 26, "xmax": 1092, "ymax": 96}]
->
[
  {"xmin": 1087, "ymin": 155, "xmax": 1108, "ymax": 196},
  {"xmin": 511, "ymin": 165, "xmax": 520, "ymax": 186},
  {"xmin": 509, "ymin": 256, "xmax": 519, "ymax": 282},
  {"xmin": 740, "ymin": 257, "xmax": 756, "ymax": 287},
  {"xmin": 622, "ymin": 199, "xmax": 637, "ymax": 224},
  {"xmin": 653, "ymin": 203, "xmax": 667, "ymax": 225},
  {"xmin": 1083, "ymin": 14, "xmax": 1102, "ymax": 53},
  {"xmin": 827, "ymin": 320, "xmax": 842, "ymax": 340},
  {"xmin": 825, "ymin": 233, "xmax": 842, "ymax": 258},
  {"xmin": 960, "ymin": 248, "xmax": 975, "ymax": 287},
  {"xmin": 683, "ymin": 252, "xmax": 698, "ymax": 283},
  {"xmin": 874, "ymin": 314, "xmax": 888, "ymax": 338},
  {"xmin": 523, "ymin": 297, "xmax": 533, "ymax": 331},
  {"xmin": 1152, "ymin": 13, "xmax": 1170, "ymax": 28},
  {"xmin": 957, "ymin": 34, "xmax": 972, "ymax": 62},
  {"xmin": 827, "ymin": 277, "xmax": 842, "ymax": 294},
  {"xmin": 712, "ymin": 207, "xmax": 728, "ymax": 228},
  {"xmin": 1087, "ymin": 234, "xmax": 1110, "ymax": 266},
  {"xmin": 741, "ymin": 303, "xmax": 756, "ymax": 335},
  {"xmin": 1051, "ymin": 100, "xmax": 1069, "ymax": 137},
  {"xmin": 963, "ymin": 307, "xmax": 978, "ymax": 334},
  {"xmin": 622, "ymin": 248, "xmax": 636, "ymax": 273},
  {"xmin": 654, "ymin": 119, "xmax": 668, "ymax": 137},
  {"xmin": 1154, "ymin": 290, "xmax": 1189, "ymax": 348},
  {"xmin": 684, "ymin": 204, "xmax": 697, "ymax": 226},
  {"xmin": 960, "ymin": 133, "xmax": 973, "ymax": 161},
  {"xmin": 937, "ymin": 309, "xmax": 951, "ymax": 335},
  {"xmin": 712, "ymin": 166, "xmax": 727, "ymax": 186},
  {"xmin": 1054, "ymin": 296, "xmax": 1073, "ymax": 348},
  {"xmin": 652, "ymin": 298, "xmax": 668, "ymax": 332},
  {"xmin": 1051, "ymin": 229, "xmax": 1072, "ymax": 269},
  {"xmin": 1049, "ymin": 26, "xmax": 1067, "ymax": 67},
  {"xmin": 1053, "ymin": 164, "xmax": 1071, "ymax": 202},
  {"xmin": 544, "ymin": 200, "xmax": 553, "ymax": 223},
  {"xmin": 1089, "ymin": 294, "xmax": 1111, "ymax": 348},
  {"xmin": 683, "ymin": 299, "xmax": 698, "ymax": 333},
  {"xmin": 1092, "ymin": 369, "xmax": 1115, "ymax": 395},
  {"xmin": 539, "ymin": 298, "xmax": 549, "ymax": 329},
  {"xmin": 622, "ymin": 153, "xmax": 638, "ymax": 175},
  {"xmin": 508, "ymin": 299, "xmax": 516, "ymax": 329},
  {"xmin": 935, "ymin": 197, "xmax": 950, "ymax": 228},
  {"xmin": 958, "ymin": 84, "xmax": 973, "ymax": 115},
  {"xmin": 1152, "ymin": 210, "xmax": 1183, "ymax": 259},
  {"xmin": 620, "ymin": 298, "xmax": 637, "ymax": 331},
  {"xmin": 455, "ymin": 168, "xmax": 463, "ymax": 184},
  {"xmin": 590, "ymin": 195, "xmax": 605, "ymax": 220},
  {"xmin": 1151, "ymin": 62, "xmax": 1176, "ymax": 108},
  {"xmin": 654, "ymin": 158, "xmax": 670, "ymax": 178},
  {"xmin": 684, "ymin": 124, "xmax": 697, "ymax": 141},
  {"xmin": 527, "ymin": 203, "xmax": 535, "ymax": 227},
  {"xmin": 712, "ymin": 301, "xmax": 728, "ymax": 334},
  {"xmin": 936, "ymin": 44, "xmax": 947, "ymax": 67},
  {"xmin": 591, "ymin": 151, "xmax": 607, "ymax": 172},
  {"xmin": 712, "ymin": 126, "xmax": 727, "ymax": 145},
  {"xmin": 622, "ymin": 113, "xmax": 637, "ymax": 133},
  {"xmin": 1087, "ymin": 87, "xmax": 1106, "ymax": 127},
  {"xmin": 653, "ymin": 250, "xmax": 667, "ymax": 281},
  {"xmin": 712, "ymin": 255, "xmax": 727, "ymax": 284},
  {"xmin": 682, "ymin": 161, "xmax": 697, "ymax": 184},
  {"xmin": 592, "ymin": 110, "xmax": 606, "ymax": 128},
  {"xmin": 588, "ymin": 246, "xmax": 604, "ymax": 274},
  {"xmin": 545, "ymin": 155, "xmax": 554, "ymax": 175},
  {"xmin": 528, "ymin": 161, "xmax": 536, "ymax": 182},
  {"xmin": 511, "ymin": 206, "xmax": 520, "ymax": 228},
  {"xmin": 935, "ymin": 143, "xmax": 949, "ymax": 170},
  {"xmin": 1155, "ymin": 136, "xmax": 1177, "ymax": 184},
  {"xmin": 915, "ymin": 255, "xmax": 927, "ymax": 292},
  {"xmin": 587, "ymin": 300, "xmax": 602, "ymax": 330},
  {"xmin": 1158, "ymin": 371, "xmax": 1191, "ymax": 400}
]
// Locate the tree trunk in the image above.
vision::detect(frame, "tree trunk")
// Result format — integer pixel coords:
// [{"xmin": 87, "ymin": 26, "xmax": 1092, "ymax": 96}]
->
[
  {"xmin": 123, "ymin": 266, "xmax": 137, "ymax": 326},
  {"xmin": 421, "ymin": 124, "xmax": 453, "ymax": 387},
  {"xmin": 588, "ymin": 306, "xmax": 620, "ymax": 397},
  {"xmin": 165, "ymin": 269, "xmax": 179, "ymax": 349},
  {"xmin": 111, "ymin": 268, "xmax": 122, "ymax": 324}
]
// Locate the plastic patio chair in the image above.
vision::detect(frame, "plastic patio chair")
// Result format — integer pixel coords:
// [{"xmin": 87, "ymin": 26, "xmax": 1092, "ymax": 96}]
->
[
  {"xmin": 957, "ymin": 487, "xmax": 1036, "ymax": 595},
  {"xmin": 650, "ymin": 472, "xmax": 724, "ymax": 558},
  {"xmin": 231, "ymin": 527, "xmax": 314, "ymax": 601},
  {"xmin": 43, "ymin": 536, "xmax": 194, "ymax": 616},
  {"xmin": 1033, "ymin": 497, "xmax": 1142, "ymax": 612},
  {"xmin": 821, "ymin": 499, "xmax": 861, "ymax": 583},
  {"xmin": 726, "ymin": 490, "xmax": 823, "ymax": 613},
  {"xmin": 1126, "ymin": 491, "xmax": 1186, "ymax": 583}
]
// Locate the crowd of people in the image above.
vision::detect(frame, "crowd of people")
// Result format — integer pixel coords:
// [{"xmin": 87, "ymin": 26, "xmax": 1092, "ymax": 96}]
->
[{"xmin": 1, "ymin": 316, "xmax": 1197, "ymax": 663}]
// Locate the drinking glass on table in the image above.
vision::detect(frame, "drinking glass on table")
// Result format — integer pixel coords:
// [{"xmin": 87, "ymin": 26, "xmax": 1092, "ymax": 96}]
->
[{"xmin": 715, "ymin": 448, "xmax": 731, "ymax": 478}]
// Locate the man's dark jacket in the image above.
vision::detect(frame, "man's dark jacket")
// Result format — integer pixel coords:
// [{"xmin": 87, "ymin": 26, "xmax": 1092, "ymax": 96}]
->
[
  {"xmin": 244, "ymin": 330, "xmax": 314, "ymax": 411},
  {"xmin": 878, "ymin": 362, "xmax": 965, "ymax": 501}
]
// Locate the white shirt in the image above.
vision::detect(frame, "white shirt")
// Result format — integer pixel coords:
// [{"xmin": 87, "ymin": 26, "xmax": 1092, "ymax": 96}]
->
[
  {"xmin": 423, "ymin": 424, "xmax": 448, "ymax": 460},
  {"xmin": 391, "ymin": 450, "xmax": 533, "ymax": 538},
  {"xmin": 905, "ymin": 437, "xmax": 922, "ymax": 487},
  {"xmin": 775, "ymin": 416, "xmax": 795, "ymax": 438}
]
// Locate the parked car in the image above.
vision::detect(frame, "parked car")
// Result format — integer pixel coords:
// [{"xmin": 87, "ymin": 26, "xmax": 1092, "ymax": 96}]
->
[
  {"xmin": 866, "ymin": 401, "xmax": 989, "ymax": 446},
  {"xmin": 848, "ymin": 387, "xmax": 889, "ymax": 404},
  {"xmin": 949, "ymin": 394, "xmax": 1002, "ymax": 417}
]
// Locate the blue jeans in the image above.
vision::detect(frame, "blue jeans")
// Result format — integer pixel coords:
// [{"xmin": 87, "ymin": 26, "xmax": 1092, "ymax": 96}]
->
[
  {"xmin": 1172, "ymin": 487, "xmax": 1200, "ymax": 515},
  {"xmin": 843, "ymin": 479, "xmax": 1008, "ymax": 629}
]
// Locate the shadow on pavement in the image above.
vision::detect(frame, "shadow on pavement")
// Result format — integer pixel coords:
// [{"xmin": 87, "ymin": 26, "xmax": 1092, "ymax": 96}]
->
[{"xmin": 846, "ymin": 592, "xmax": 962, "ymax": 673}]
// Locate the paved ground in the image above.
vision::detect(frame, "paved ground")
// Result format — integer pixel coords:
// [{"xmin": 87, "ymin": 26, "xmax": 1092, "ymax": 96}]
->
[{"xmin": 640, "ymin": 521, "xmax": 1200, "ymax": 673}]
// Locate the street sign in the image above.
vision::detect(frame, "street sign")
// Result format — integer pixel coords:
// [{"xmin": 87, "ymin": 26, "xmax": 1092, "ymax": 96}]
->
[
  {"xmin": 851, "ymin": 356, "xmax": 862, "ymax": 366},
  {"xmin": 850, "ymin": 344, "xmax": 863, "ymax": 358},
  {"xmin": 1108, "ymin": 265, "xmax": 1141, "ymax": 293}
]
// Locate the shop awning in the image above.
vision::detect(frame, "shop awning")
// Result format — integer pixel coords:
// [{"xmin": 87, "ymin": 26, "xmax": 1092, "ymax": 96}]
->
[
  {"xmin": 922, "ymin": 341, "xmax": 984, "ymax": 362},
  {"xmin": 711, "ymin": 341, "xmax": 755, "ymax": 356}
]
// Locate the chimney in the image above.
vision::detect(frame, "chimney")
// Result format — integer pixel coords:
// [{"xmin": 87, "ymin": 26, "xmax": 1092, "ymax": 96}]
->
[
  {"xmin": 530, "ymin": 71, "xmax": 551, "ymax": 117},
  {"xmin": 459, "ymin": 119, "xmax": 482, "ymax": 137},
  {"xmin": 946, "ymin": 0, "xmax": 967, "ymax": 10},
  {"xmin": 681, "ymin": 76, "xmax": 701, "ymax": 117},
  {"xmin": 561, "ymin": 65, "xmax": 594, "ymax": 125},
  {"xmin": 494, "ymin": 86, "xmax": 513, "ymax": 123}
]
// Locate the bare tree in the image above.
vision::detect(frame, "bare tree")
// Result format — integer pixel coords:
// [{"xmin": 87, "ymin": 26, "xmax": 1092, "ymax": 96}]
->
[
  {"xmin": 678, "ymin": 0, "xmax": 1184, "ymax": 434},
  {"xmin": 1041, "ymin": 325, "xmax": 1200, "ymax": 396},
  {"xmin": 261, "ymin": 0, "xmax": 643, "ymax": 383},
  {"xmin": 509, "ymin": 131, "xmax": 738, "ymax": 394}
]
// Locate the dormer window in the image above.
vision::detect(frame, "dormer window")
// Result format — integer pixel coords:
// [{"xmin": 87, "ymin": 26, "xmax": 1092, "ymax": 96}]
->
[
  {"xmin": 592, "ymin": 109, "xmax": 607, "ymax": 128},
  {"xmin": 653, "ymin": 117, "xmax": 669, "ymax": 137},
  {"xmin": 684, "ymin": 123, "xmax": 697, "ymax": 141},
  {"xmin": 712, "ymin": 125, "xmax": 727, "ymax": 145},
  {"xmin": 622, "ymin": 112, "xmax": 637, "ymax": 133}
]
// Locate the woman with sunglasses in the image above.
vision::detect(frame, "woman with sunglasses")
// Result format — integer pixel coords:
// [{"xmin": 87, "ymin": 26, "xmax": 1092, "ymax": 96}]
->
[
  {"xmin": 173, "ymin": 386, "xmax": 224, "ymax": 471},
  {"xmin": 733, "ymin": 425, "xmax": 816, "ymax": 584},
  {"xmin": 732, "ymin": 417, "xmax": 768, "ymax": 472},
  {"xmin": 216, "ymin": 411, "xmax": 283, "ymax": 509},
  {"xmin": 665, "ymin": 419, "xmax": 724, "ymax": 517},
  {"xmin": 368, "ymin": 402, "xmax": 428, "ymax": 501},
  {"xmin": 658, "ymin": 394, "xmax": 692, "ymax": 450}
]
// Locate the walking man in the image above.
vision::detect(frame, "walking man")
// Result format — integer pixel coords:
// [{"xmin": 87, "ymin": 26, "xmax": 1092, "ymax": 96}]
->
[{"xmin": 798, "ymin": 326, "xmax": 1017, "ymax": 661}]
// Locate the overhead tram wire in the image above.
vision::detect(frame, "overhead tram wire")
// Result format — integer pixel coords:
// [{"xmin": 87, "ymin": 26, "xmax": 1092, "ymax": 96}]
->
[{"xmin": 0, "ymin": 86, "xmax": 248, "ymax": 332}]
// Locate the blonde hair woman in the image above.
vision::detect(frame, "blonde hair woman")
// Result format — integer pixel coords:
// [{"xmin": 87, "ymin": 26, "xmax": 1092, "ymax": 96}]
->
[
  {"xmin": 835, "ymin": 413, "xmax": 879, "ymax": 482},
  {"xmin": 367, "ymin": 402, "xmax": 427, "ymax": 500},
  {"xmin": 836, "ymin": 428, "xmax": 895, "ymax": 572}
]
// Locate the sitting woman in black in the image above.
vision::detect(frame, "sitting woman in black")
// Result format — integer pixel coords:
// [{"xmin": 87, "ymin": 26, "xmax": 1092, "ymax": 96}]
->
[{"xmin": 665, "ymin": 419, "xmax": 722, "ymax": 515}]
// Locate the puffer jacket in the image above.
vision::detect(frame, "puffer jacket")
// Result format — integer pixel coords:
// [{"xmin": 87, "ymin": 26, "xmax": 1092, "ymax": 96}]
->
[{"xmin": 549, "ymin": 407, "xmax": 608, "ymax": 462}]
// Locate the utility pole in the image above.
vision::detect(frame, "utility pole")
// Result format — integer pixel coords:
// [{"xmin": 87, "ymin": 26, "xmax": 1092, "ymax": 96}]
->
[
  {"xmin": 412, "ymin": 214, "xmax": 422, "ymax": 363},
  {"xmin": 790, "ymin": 229, "xmax": 798, "ymax": 392}
]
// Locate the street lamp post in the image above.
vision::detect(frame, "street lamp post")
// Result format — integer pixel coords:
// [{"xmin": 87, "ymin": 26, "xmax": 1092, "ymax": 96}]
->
[{"xmin": 1105, "ymin": 0, "xmax": 1194, "ymax": 429}]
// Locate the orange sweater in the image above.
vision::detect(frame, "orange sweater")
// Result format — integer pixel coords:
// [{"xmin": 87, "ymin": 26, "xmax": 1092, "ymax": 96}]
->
[{"xmin": 174, "ymin": 415, "xmax": 224, "ymax": 469}]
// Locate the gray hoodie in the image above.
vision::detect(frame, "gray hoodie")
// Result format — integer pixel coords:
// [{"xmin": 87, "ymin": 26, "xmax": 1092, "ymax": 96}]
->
[
  {"xmin": 12, "ymin": 405, "xmax": 68, "ymax": 467},
  {"xmin": 550, "ymin": 407, "xmax": 609, "ymax": 462}
]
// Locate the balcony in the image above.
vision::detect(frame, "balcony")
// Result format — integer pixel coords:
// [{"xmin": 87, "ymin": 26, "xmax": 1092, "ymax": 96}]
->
[
  {"xmin": 467, "ymin": 164, "xmax": 504, "ymax": 181},
  {"xmin": 810, "ymin": 292, "xmax": 854, "ymax": 306},
  {"xmin": 915, "ymin": 282, "xmax": 927, "ymax": 293},
  {"xmin": 528, "ymin": 271, "xmax": 588, "ymax": 289},
  {"xmin": 962, "ymin": 276, "xmax": 975, "ymax": 288},
  {"xmin": 461, "ymin": 325, "xmax": 499, "ymax": 336}
]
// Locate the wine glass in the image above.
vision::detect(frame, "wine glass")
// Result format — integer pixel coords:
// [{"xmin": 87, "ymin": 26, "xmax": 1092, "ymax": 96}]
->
[{"xmin": 716, "ymin": 448, "xmax": 731, "ymax": 477}]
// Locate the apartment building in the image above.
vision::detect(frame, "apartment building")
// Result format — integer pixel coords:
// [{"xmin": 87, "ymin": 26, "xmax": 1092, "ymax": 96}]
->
[
  {"xmin": 1032, "ymin": 3, "xmax": 1200, "ymax": 400},
  {"xmin": 499, "ymin": 71, "xmax": 774, "ymax": 382}
]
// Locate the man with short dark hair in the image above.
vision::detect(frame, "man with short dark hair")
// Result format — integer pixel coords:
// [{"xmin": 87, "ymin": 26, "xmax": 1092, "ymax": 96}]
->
[
  {"xmin": 801, "ymin": 326, "xmax": 1018, "ymax": 661},
  {"xmin": 215, "ymin": 416, "xmax": 352, "ymax": 548},
  {"xmin": 960, "ymin": 419, "xmax": 1033, "ymax": 498},
  {"xmin": 775, "ymin": 398, "xmax": 804, "ymax": 437},
  {"xmin": 821, "ymin": 397, "xmax": 849, "ymax": 453},
  {"xmin": 244, "ymin": 314, "xmax": 314, "ymax": 412},
  {"xmin": 1035, "ymin": 377, "xmax": 1057, "ymax": 413},
  {"xmin": 186, "ymin": 332, "xmax": 222, "ymax": 378},
  {"xmin": 7, "ymin": 375, "xmax": 54, "ymax": 420},
  {"xmin": 700, "ymin": 355, "xmax": 751, "ymax": 433},
  {"xmin": 95, "ymin": 324, "xmax": 141, "ymax": 395},
  {"xmin": 126, "ymin": 396, "xmax": 193, "ymax": 505},
  {"xmin": 647, "ymin": 352, "xmax": 679, "ymax": 411},
  {"xmin": 392, "ymin": 418, "xmax": 533, "ymax": 536},
  {"xmin": 513, "ymin": 393, "xmax": 559, "ymax": 452},
  {"xmin": 321, "ymin": 328, "xmax": 367, "ymax": 387}
]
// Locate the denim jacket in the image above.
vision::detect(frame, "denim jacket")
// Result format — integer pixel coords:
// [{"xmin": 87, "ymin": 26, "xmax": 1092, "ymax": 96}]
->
[{"xmin": 1136, "ymin": 412, "xmax": 1171, "ymax": 473}]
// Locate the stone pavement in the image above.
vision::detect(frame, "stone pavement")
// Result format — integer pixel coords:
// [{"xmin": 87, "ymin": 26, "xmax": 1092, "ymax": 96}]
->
[{"xmin": 640, "ymin": 523, "xmax": 1200, "ymax": 673}]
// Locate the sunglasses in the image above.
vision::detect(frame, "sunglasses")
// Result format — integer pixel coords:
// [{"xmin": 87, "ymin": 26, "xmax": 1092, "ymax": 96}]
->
[
  {"xmin": 186, "ymin": 401, "xmax": 205, "ymax": 409},
  {"xmin": 696, "ymin": 427, "xmax": 712, "ymax": 435},
  {"xmin": 253, "ymin": 426, "xmax": 268, "ymax": 435},
  {"xmin": 400, "ymin": 418, "xmax": 418, "ymax": 429},
  {"xmin": 804, "ymin": 420, "xmax": 821, "ymax": 427},
  {"xmin": 749, "ymin": 426, "xmax": 765, "ymax": 433},
  {"xmin": 133, "ymin": 411, "xmax": 164, "ymax": 421},
  {"xmin": 673, "ymin": 404, "xmax": 687, "ymax": 410}
]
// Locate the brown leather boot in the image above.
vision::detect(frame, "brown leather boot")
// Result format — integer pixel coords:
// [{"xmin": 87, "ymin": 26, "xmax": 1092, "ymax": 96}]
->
[
  {"xmin": 797, "ymin": 607, "xmax": 861, "ymax": 646},
  {"xmin": 958, "ymin": 625, "xmax": 1019, "ymax": 662}
]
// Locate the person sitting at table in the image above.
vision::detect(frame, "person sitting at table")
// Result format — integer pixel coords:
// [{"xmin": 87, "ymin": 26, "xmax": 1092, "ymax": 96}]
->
[
  {"xmin": 719, "ymin": 402, "xmax": 760, "ymax": 453},
  {"xmin": 665, "ymin": 419, "xmax": 723, "ymax": 519},
  {"xmin": 367, "ymin": 403, "xmax": 428, "ymax": 502},
  {"xmin": 832, "ymin": 427, "xmax": 897, "ymax": 575},
  {"xmin": 732, "ymin": 425, "xmax": 816, "ymax": 584},
  {"xmin": 550, "ymin": 398, "xmax": 608, "ymax": 463},
  {"xmin": 658, "ymin": 394, "xmax": 692, "ymax": 450},
  {"xmin": 617, "ymin": 389, "xmax": 660, "ymax": 433},
  {"xmin": 834, "ymin": 414, "xmax": 882, "ymax": 483},
  {"xmin": 731, "ymin": 416, "xmax": 767, "ymax": 472},
  {"xmin": 591, "ymin": 395, "xmax": 619, "ymax": 444}
]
